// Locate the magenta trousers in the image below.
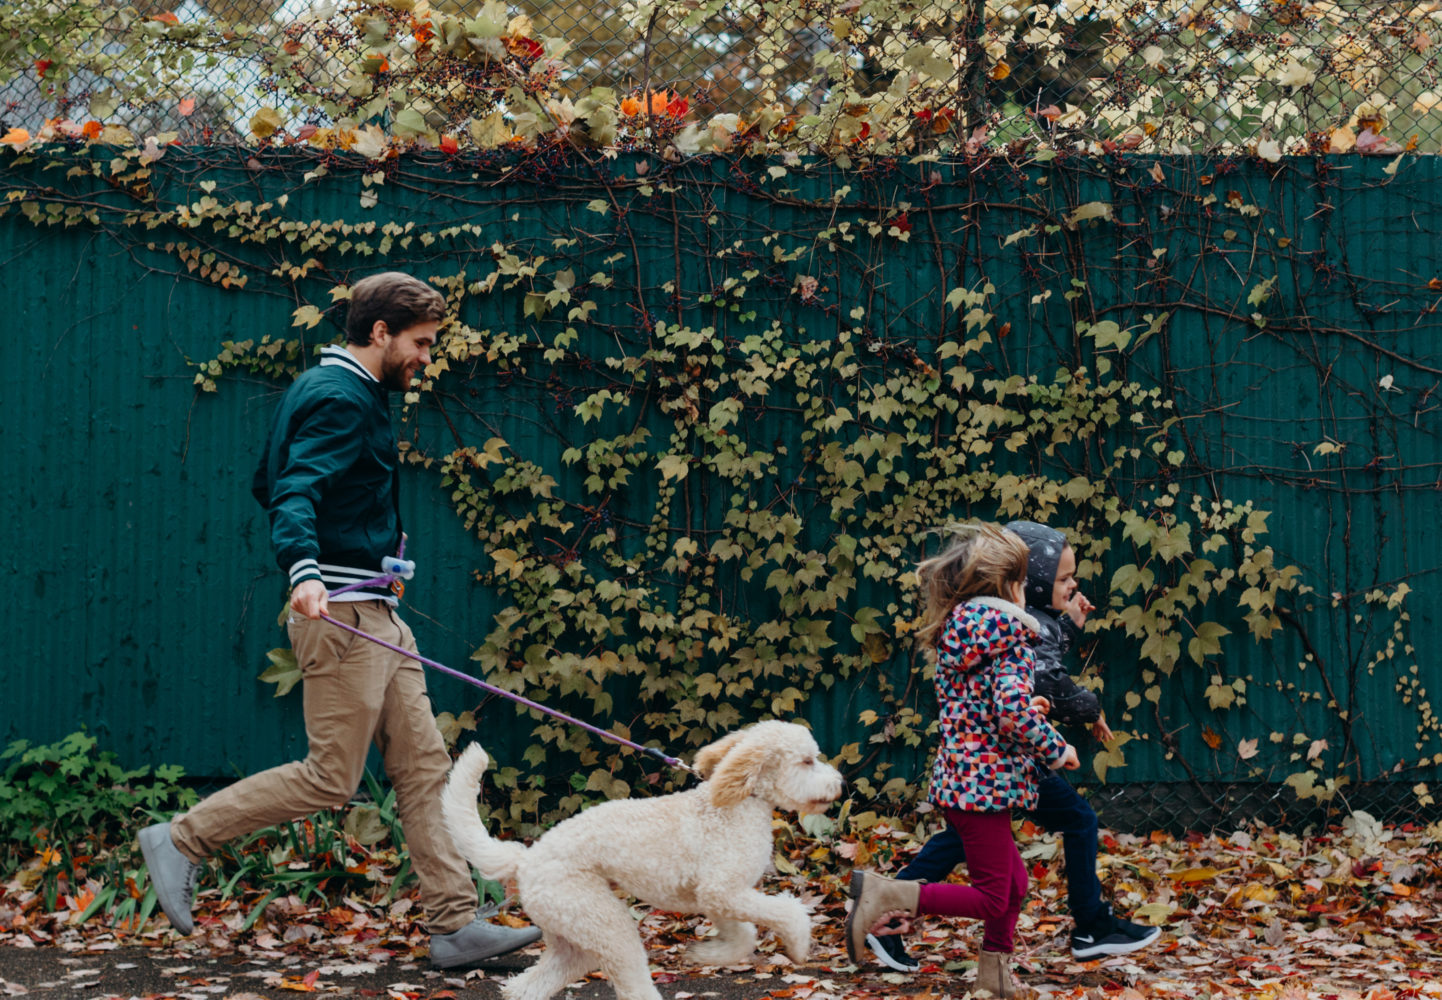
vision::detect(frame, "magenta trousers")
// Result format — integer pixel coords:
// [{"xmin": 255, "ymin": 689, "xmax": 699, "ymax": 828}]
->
[{"xmin": 916, "ymin": 807, "xmax": 1028, "ymax": 953}]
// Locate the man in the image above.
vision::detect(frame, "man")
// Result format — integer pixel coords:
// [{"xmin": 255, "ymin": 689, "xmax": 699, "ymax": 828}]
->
[{"xmin": 139, "ymin": 272, "xmax": 539, "ymax": 967}]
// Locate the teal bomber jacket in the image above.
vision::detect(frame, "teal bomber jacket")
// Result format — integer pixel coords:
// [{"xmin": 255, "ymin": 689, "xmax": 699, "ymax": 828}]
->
[{"xmin": 251, "ymin": 345, "xmax": 401, "ymax": 600}]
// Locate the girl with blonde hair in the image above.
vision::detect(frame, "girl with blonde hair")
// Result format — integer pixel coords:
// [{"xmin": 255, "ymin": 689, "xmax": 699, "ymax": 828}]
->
[{"xmin": 845, "ymin": 524, "xmax": 1078, "ymax": 998}]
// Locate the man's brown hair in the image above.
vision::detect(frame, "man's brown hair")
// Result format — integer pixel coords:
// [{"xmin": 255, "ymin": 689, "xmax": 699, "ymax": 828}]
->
[{"xmin": 344, "ymin": 272, "xmax": 447, "ymax": 345}]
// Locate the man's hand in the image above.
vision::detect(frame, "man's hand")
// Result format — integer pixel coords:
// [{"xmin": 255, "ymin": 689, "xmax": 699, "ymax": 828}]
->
[
  {"xmin": 291, "ymin": 579, "xmax": 329, "ymax": 620},
  {"xmin": 1054, "ymin": 744, "xmax": 1080, "ymax": 771},
  {"xmin": 1030, "ymin": 695, "xmax": 1052, "ymax": 716},
  {"xmin": 1062, "ymin": 591, "xmax": 1096, "ymax": 627},
  {"xmin": 1092, "ymin": 713, "xmax": 1114, "ymax": 744}
]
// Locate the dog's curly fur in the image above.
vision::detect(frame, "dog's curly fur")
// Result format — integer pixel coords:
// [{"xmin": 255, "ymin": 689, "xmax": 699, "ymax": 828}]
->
[{"xmin": 441, "ymin": 720, "xmax": 845, "ymax": 1000}]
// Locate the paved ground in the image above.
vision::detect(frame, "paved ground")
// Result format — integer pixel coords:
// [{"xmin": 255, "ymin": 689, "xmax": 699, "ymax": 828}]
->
[{"xmin": 0, "ymin": 944, "xmax": 823, "ymax": 1000}]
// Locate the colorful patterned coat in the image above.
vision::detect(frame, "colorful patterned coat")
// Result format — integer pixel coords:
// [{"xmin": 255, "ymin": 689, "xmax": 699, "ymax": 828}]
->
[{"xmin": 927, "ymin": 596, "xmax": 1071, "ymax": 813}]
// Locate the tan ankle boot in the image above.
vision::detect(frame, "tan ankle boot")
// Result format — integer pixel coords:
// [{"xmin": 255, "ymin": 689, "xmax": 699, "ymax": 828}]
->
[
  {"xmin": 844, "ymin": 871, "xmax": 920, "ymax": 964},
  {"xmin": 974, "ymin": 950, "xmax": 1038, "ymax": 999}
]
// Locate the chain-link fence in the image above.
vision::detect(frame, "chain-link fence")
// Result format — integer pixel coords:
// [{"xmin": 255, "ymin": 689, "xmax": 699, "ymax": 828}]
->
[
  {"xmin": 2, "ymin": 1, "xmax": 1439, "ymax": 153},
  {"xmin": 1085, "ymin": 782, "xmax": 1442, "ymax": 836}
]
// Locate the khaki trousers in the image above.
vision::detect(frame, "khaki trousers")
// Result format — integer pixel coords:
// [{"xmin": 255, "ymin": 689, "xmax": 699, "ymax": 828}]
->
[{"xmin": 171, "ymin": 600, "xmax": 476, "ymax": 933}]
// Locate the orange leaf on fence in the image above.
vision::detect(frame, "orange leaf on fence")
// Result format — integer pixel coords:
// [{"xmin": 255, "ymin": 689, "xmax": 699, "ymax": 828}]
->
[
  {"xmin": 1203, "ymin": 726, "xmax": 1222, "ymax": 749},
  {"xmin": 151, "ymin": 11, "xmax": 179, "ymax": 23},
  {"xmin": 178, "ymin": 97, "xmax": 195, "ymax": 116},
  {"xmin": 2, "ymin": 127, "xmax": 31, "ymax": 145}
]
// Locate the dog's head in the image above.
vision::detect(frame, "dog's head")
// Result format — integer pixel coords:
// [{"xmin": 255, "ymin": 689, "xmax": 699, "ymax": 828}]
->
[{"xmin": 694, "ymin": 721, "xmax": 844, "ymax": 813}]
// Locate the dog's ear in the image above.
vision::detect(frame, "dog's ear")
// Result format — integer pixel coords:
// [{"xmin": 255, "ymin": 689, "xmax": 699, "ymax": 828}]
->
[
  {"xmin": 705, "ymin": 737, "xmax": 769, "ymax": 808},
  {"xmin": 693, "ymin": 729, "xmax": 748, "ymax": 780}
]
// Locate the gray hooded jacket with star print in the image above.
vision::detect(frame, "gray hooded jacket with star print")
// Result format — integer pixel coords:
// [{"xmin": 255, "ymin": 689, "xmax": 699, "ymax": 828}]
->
[{"xmin": 1005, "ymin": 521, "xmax": 1102, "ymax": 727}]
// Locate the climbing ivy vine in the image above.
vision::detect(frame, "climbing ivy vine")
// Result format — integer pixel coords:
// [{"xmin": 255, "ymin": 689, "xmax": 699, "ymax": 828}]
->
[{"xmin": 2, "ymin": 138, "xmax": 1437, "ymax": 835}]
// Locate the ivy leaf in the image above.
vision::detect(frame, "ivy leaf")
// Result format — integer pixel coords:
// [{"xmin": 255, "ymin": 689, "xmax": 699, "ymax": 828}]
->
[
  {"xmin": 258, "ymin": 648, "xmax": 301, "ymax": 698},
  {"xmin": 1111, "ymin": 564, "xmax": 1155, "ymax": 596},
  {"xmin": 657, "ymin": 454, "xmax": 690, "ymax": 481},
  {"xmin": 1066, "ymin": 201, "xmax": 1113, "ymax": 227},
  {"xmin": 1189, "ymin": 621, "xmax": 1231, "ymax": 664},
  {"xmin": 1205, "ymin": 675, "xmax": 1238, "ymax": 709},
  {"xmin": 1088, "ymin": 320, "xmax": 1130, "ymax": 350},
  {"xmin": 392, "ymin": 107, "xmax": 431, "ymax": 138},
  {"xmin": 490, "ymin": 548, "xmax": 524, "ymax": 580},
  {"xmin": 249, "ymin": 107, "xmax": 284, "ymax": 140},
  {"xmin": 343, "ymin": 803, "xmax": 389, "ymax": 846},
  {"xmin": 291, "ymin": 304, "xmax": 324, "ymax": 329},
  {"xmin": 468, "ymin": 111, "xmax": 512, "ymax": 148},
  {"xmin": 1093, "ymin": 731, "xmax": 1133, "ymax": 783},
  {"xmin": 1247, "ymin": 275, "xmax": 1278, "ymax": 307}
]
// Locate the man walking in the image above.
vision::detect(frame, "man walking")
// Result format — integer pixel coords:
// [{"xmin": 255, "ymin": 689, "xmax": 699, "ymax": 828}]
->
[{"xmin": 140, "ymin": 272, "xmax": 539, "ymax": 967}]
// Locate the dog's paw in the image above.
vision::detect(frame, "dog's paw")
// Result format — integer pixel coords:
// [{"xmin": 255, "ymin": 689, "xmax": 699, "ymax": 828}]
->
[
  {"xmin": 780, "ymin": 933, "xmax": 811, "ymax": 965},
  {"xmin": 686, "ymin": 937, "xmax": 756, "ymax": 967}
]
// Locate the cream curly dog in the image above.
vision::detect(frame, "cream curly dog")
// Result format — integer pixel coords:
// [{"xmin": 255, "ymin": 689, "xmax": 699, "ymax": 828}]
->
[{"xmin": 441, "ymin": 720, "xmax": 845, "ymax": 1000}]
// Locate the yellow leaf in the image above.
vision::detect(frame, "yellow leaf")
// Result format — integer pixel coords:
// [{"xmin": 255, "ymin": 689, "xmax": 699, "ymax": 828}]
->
[
  {"xmin": 1171, "ymin": 866, "xmax": 1223, "ymax": 883},
  {"xmin": 249, "ymin": 107, "xmax": 284, "ymax": 140},
  {"xmin": 1130, "ymin": 902, "xmax": 1175, "ymax": 924},
  {"xmin": 1238, "ymin": 883, "xmax": 1277, "ymax": 902},
  {"xmin": 469, "ymin": 111, "xmax": 512, "ymax": 149}
]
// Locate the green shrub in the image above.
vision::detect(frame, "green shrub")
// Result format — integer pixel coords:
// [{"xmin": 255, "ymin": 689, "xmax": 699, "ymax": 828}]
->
[{"xmin": 0, "ymin": 730, "xmax": 197, "ymax": 879}]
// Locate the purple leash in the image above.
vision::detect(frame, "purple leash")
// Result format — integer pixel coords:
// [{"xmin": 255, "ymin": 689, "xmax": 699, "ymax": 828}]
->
[{"xmin": 319, "ymin": 558, "xmax": 699, "ymax": 777}]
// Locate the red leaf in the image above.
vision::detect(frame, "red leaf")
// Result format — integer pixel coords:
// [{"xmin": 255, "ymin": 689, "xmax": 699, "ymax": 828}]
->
[{"xmin": 440, "ymin": 134, "xmax": 459, "ymax": 154}]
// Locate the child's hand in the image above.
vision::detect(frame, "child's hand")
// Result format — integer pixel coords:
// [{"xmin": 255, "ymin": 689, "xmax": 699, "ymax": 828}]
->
[
  {"xmin": 1092, "ymin": 714, "xmax": 1114, "ymax": 744},
  {"xmin": 1030, "ymin": 695, "xmax": 1052, "ymax": 716},
  {"xmin": 1052, "ymin": 744, "xmax": 1080, "ymax": 771},
  {"xmin": 1063, "ymin": 591, "xmax": 1095, "ymax": 627}
]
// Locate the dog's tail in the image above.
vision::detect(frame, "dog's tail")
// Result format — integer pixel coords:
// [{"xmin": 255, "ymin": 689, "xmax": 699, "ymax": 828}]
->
[{"xmin": 441, "ymin": 744, "xmax": 526, "ymax": 881}]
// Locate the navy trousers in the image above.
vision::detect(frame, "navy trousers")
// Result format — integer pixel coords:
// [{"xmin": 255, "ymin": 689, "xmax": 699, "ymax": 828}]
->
[{"xmin": 897, "ymin": 769, "xmax": 1109, "ymax": 929}]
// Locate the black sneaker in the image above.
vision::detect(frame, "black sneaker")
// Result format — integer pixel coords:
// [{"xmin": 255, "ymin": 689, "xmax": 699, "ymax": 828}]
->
[
  {"xmin": 866, "ymin": 932, "xmax": 920, "ymax": 972},
  {"xmin": 1070, "ymin": 912, "xmax": 1161, "ymax": 960}
]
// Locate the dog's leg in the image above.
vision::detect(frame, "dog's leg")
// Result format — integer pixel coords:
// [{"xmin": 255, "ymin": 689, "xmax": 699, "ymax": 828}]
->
[
  {"xmin": 695, "ymin": 889, "xmax": 812, "ymax": 964},
  {"xmin": 686, "ymin": 917, "xmax": 758, "ymax": 966},
  {"xmin": 520, "ymin": 874, "xmax": 661, "ymax": 1000},
  {"xmin": 544, "ymin": 896, "xmax": 659, "ymax": 1000},
  {"xmin": 501, "ymin": 935, "xmax": 594, "ymax": 1000}
]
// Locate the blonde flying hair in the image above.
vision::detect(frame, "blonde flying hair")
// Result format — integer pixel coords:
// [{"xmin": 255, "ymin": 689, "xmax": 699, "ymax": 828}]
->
[{"xmin": 914, "ymin": 523, "xmax": 1030, "ymax": 649}]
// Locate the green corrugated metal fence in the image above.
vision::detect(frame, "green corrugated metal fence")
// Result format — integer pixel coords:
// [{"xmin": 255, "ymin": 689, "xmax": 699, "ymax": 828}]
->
[{"xmin": 1, "ymin": 151, "xmax": 1438, "ymax": 823}]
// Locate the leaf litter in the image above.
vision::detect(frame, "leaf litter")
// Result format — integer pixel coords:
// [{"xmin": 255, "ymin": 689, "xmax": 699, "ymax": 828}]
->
[{"xmin": 0, "ymin": 812, "xmax": 1438, "ymax": 999}]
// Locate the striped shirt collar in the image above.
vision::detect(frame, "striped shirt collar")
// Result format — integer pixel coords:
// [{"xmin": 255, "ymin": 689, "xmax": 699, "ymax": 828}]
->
[{"xmin": 319, "ymin": 344, "xmax": 378, "ymax": 382}]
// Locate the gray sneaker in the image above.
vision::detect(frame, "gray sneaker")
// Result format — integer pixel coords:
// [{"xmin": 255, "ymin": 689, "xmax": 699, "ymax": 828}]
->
[
  {"xmin": 430, "ymin": 913, "xmax": 543, "ymax": 968},
  {"xmin": 138, "ymin": 822, "xmax": 199, "ymax": 935}
]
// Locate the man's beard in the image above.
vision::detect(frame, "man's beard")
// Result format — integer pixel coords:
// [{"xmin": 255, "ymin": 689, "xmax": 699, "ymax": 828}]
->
[{"xmin": 380, "ymin": 346, "xmax": 414, "ymax": 391}]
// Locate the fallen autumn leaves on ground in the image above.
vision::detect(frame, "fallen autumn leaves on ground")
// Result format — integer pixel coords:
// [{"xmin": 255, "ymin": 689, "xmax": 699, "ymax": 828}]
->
[{"xmin": 1, "ymin": 810, "xmax": 1438, "ymax": 999}]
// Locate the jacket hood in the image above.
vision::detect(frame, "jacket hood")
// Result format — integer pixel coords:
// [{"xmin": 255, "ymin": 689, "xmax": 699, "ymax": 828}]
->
[
  {"xmin": 1006, "ymin": 520, "xmax": 1067, "ymax": 610},
  {"xmin": 948, "ymin": 597, "xmax": 1040, "ymax": 670}
]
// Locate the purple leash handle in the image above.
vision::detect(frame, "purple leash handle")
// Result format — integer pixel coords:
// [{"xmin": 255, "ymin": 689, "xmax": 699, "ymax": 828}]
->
[{"xmin": 317, "ymin": 587, "xmax": 697, "ymax": 776}]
